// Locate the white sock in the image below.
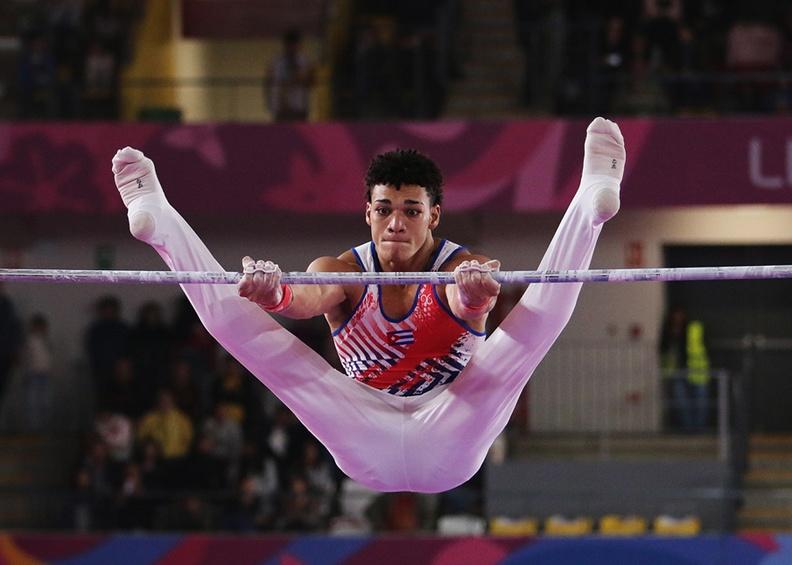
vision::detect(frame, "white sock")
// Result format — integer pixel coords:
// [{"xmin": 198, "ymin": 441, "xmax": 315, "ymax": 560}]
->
[
  {"xmin": 580, "ymin": 117, "xmax": 625, "ymax": 225},
  {"xmin": 112, "ymin": 147, "xmax": 169, "ymax": 244}
]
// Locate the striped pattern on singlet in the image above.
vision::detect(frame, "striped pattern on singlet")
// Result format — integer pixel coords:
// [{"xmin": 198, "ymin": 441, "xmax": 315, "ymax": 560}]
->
[{"xmin": 331, "ymin": 240, "xmax": 485, "ymax": 396}]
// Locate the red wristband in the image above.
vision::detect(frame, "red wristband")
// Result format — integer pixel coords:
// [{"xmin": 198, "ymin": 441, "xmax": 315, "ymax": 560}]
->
[
  {"xmin": 460, "ymin": 296, "xmax": 495, "ymax": 315},
  {"xmin": 262, "ymin": 284, "xmax": 293, "ymax": 313}
]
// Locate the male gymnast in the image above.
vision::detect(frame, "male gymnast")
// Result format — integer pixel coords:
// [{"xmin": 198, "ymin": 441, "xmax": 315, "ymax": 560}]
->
[{"xmin": 112, "ymin": 117, "xmax": 625, "ymax": 492}]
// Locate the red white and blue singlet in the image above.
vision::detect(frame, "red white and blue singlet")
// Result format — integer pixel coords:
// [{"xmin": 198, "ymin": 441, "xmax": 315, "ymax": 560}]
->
[{"xmin": 332, "ymin": 240, "xmax": 486, "ymax": 396}]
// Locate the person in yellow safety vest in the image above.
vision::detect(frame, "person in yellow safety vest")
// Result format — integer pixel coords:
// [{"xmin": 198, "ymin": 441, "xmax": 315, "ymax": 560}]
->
[{"xmin": 660, "ymin": 305, "xmax": 711, "ymax": 432}]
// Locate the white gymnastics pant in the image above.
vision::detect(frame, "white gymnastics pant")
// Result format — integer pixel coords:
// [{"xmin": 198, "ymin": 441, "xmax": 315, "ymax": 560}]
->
[{"xmin": 137, "ymin": 176, "xmax": 612, "ymax": 493}]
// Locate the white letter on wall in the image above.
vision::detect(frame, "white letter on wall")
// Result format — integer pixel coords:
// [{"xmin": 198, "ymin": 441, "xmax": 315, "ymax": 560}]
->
[{"xmin": 750, "ymin": 137, "xmax": 783, "ymax": 189}]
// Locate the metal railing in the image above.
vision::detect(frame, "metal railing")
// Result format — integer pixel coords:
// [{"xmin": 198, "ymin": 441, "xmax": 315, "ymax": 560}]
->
[
  {"xmin": 529, "ymin": 341, "xmax": 661, "ymax": 433},
  {"xmin": 527, "ymin": 340, "xmax": 734, "ymax": 458}
]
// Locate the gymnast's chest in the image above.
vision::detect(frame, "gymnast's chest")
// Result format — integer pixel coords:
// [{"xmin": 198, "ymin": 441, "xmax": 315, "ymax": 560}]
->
[
  {"xmin": 379, "ymin": 284, "xmax": 424, "ymax": 320},
  {"xmin": 344, "ymin": 284, "xmax": 448, "ymax": 329}
]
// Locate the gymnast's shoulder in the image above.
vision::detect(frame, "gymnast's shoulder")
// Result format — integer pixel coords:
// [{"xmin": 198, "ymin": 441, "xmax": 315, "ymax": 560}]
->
[{"xmin": 307, "ymin": 252, "xmax": 362, "ymax": 274}]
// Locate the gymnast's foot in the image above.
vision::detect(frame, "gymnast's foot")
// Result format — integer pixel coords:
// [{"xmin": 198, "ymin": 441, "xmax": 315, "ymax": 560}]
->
[
  {"xmin": 582, "ymin": 117, "xmax": 625, "ymax": 225},
  {"xmin": 112, "ymin": 147, "xmax": 169, "ymax": 244}
]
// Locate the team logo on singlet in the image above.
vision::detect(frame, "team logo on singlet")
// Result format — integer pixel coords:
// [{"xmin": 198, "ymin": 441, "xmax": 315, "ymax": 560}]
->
[{"xmin": 387, "ymin": 329, "xmax": 415, "ymax": 346}]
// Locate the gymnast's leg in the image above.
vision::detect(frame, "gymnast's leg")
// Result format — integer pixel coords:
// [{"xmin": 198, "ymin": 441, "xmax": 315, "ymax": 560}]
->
[
  {"xmin": 479, "ymin": 116, "xmax": 625, "ymax": 377},
  {"xmin": 111, "ymin": 148, "xmax": 405, "ymax": 489},
  {"xmin": 414, "ymin": 117, "xmax": 626, "ymax": 489}
]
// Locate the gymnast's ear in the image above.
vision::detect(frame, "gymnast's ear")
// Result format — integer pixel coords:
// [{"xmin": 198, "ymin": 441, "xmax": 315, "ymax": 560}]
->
[
  {"xmin": 365, "ymin": 202, "xmax": 372, "ymax": 226},
  {"xmin": 429, "ymin": 204, "xmax": 440, "ymax": 230}
]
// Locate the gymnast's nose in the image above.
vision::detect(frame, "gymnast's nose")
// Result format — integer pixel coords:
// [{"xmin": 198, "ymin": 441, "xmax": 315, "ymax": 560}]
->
[{"xmin": 387, "ymin": 211, "xmax": 406, "ymax": 233}]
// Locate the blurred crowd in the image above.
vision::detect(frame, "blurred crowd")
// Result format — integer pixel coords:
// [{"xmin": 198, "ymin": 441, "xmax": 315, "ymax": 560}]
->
[
  {"xmin": 0, "ymin": 284, "xmax": 487, "ymax": 533},
  {"xmin": 10, "ymin": 0, "xmax": 140, "ymax": 120},
  {"xmin": 334, "ymin": 0, "xmax": 460, "ymax": 120},
  {"xmin": 5, "ymin": 0, "xmax": 792, "ymax": 121},
  {"xmin": 521, "ymin": 0, "xmax": 792, "ymax": 115}
]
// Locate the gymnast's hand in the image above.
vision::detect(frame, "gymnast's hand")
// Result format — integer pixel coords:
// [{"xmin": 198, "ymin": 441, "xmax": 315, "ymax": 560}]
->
[
  {"xmin": 453, "ymin": 259, "xmax": 501, "ymax": 313},
  {"xmin": 238, "ymin": 256, "xmax": 285, "ymax": 308}
]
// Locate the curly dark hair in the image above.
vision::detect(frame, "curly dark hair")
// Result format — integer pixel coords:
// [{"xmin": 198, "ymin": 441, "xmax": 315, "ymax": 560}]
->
[{"xmin": 365, "ymin": 149, "xmax": 443, "ymax": 206}]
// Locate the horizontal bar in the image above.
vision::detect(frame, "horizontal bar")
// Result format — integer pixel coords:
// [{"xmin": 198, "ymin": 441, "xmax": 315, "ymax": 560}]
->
[{"xmin": 2, "ymin": 265, "xmax": 792, "ymax": 285}]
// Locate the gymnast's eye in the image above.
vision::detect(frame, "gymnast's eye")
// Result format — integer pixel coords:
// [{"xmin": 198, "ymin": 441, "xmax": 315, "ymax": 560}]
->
[
  {"xmin": 405, "ymin": 209, "xmax": 421, "ymax": 217},
  {"xmin": 375, "ymin": 207, "xmax": 390, "ymax": 216}
]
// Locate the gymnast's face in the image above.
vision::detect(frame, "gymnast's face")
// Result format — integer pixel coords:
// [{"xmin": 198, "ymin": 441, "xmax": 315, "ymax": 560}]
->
[{"xmin": 366, "ymin": 184, "xmax": 440, "ymax": 265}]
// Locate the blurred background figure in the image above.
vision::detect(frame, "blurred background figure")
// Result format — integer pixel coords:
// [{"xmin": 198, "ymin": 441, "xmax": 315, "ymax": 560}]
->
[
  {"xmin": 17, "ymin": 32, "xmax": 56, "ymax": 119},
  {"xmin": 129, "ymin": 301, "xmax": 172, "ymax": 411},
  {"xmin": 137, "ymin": 389, "xmax": 194, "ymax": 488},
  {"xmin": 0, "ymin": 283, "xmax": 22, "ymax": 409},
  {"xmin": 94, "ymin": 406, "xmax": 133, "ymax": 464},
  {"xmin": 21, "ymin": 313, "xmax": 54, "ymax": 431},
  {"xmin": 513, "ymin": 0, "xmax": 566, "ymax": 112},
  {"xmin": 277, "ymin": 474, "xmax": 323, "ymax": 532},
  {"xmin": 660, "ymin": 305, "xmax": 711, "ymax": 433},
  {"xmin": 265, "ymin": 28, "xmax": 315, "ymax": 121},
  {"xmin": 84, "ymin": 295, "xmax": 129, "ymax": 404}
]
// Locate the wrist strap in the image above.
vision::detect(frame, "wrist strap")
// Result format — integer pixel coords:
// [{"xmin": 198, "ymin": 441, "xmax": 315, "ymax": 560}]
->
[
  {"xmin": 460, "ymin": 296, "xmax": 496, "ymax": 316},
  {"xmin": 262, "ymin": 284, "xmax": 293, "ymax": 313}
]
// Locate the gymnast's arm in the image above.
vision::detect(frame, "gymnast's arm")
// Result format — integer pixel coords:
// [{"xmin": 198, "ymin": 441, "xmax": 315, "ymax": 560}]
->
[
  {"xmin": 238, "ymin": 255, "xmax": 360, "ymax": 320},
  {"xmin": 442, "ymin": 253, "xmax": 502, "ymax": 324}
]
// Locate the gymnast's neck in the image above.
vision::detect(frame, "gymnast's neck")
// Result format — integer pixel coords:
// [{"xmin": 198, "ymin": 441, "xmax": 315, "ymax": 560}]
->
[{"xmin": 375, "ymin": 236, "xmax": 439, "ymax": 275}]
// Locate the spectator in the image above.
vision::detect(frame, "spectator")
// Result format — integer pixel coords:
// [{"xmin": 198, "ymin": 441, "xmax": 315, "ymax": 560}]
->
[
  {"xmin": 244, "ymin": 446, "xmax": 280, "ymax": 528},
  {"xmin": 115, "ymin": 462, "xmax": 152, "ymax": 530},
  {"xmin": 0, "ymin": 283, "xmax": 22, "ymax": 405},
  {"xmin": 137, "ymin": 438, "xmax": 165, "ymax": 491},
  {"xmin": 167, "ymin": 357, "xmax": 203, "ymax": 423},
  {"xmin": 266, "ymin": 28, "xmax": 315, "ymax": 121},
  {"xmin": 596, "ymin": 16, "xmax": 634, "ymax": 113},
  {"xmin": 116, "ymin": 463, "xmax": 153, "ymax": 530},
  {"xmin": 513, "ymin": 0, "xmax": 567, "ymax": 111},
  {"xmin": 67, "ymin": 468, "xmax": 99, "ymax": 531},
  {"xmin": 277, "ymin": 475, "xmax": 323, "ymax": 532},
  {"xmin": 84, "ymin": 295, "xmax": 130, "ymax": 400},
  {"xmin": 49, "ymin": 0, "xmax": 85, "ymax": 118},
  {"xmin": 726, "ymin": 13, "xmax": 782, "ymax": 71},
  {"xmin": 75, "ymin": 439, "xmax": 119, "ymax": 529},
  {"xmin": 301, "ymin": 441, "xmax": 336, "ymax": 520},
  {"xmin": 103, "ymin": 356, "xmax": 144, "ymax": 418},
  {"xmin": 202, "ymin": 403, "xmax": 244, "ymax": 485},
  {"xmin": 188, "ymin": 430, "xmax": 227, "ymax": 490},
  {"xmin": 172, "ymin": 298, "xmax": 218, "ymax": 406},
  {"xmin": 354, "ymin": 16, "xmax": 402, "ymax": 118},
  {"xmin": 223, "ymin": 475, "xmax": 268, "ymax": 532},
  {"xmin": 266, "ymin": 403, "xmax": 309, "ymax": 481},
  {"xmin": 212, "ymin": 355, "xmax": 260, "ymax": 435},
  {"xmin": 330, "ymin": 478, "xmax": 378, "ymax": 533},
  {"xmin": 392, "ymin": 0, "xmax": 448, "ymax": 118},
  {"xmin": 21, "ymin": 313, "xmax": 53, "ymax": 431},
  {"xmin": 660, "ymin": 305, "xmax": 711, "ymax": 432},
  {"xmin": 725, "ymin": 12, "xmax": 783, "ymax": 112},
  {"xmin": 129, "ymin": 301, "xmax": 172, "ymax": 408},
  {"xmin": 628, "ymin": 0, "xmax": 696, "ymax": 112},
  {"xmin": 636, "ymin": 0, "xmax": 686, "ymax": 73},
  {"xmin": 81, "ymin": 439, "xmax": 119, "ymax": 497},
  {"xmin": 82, "ymin": 39, "xmax": 118, "ymax": 119},
  {"xmin": 95, "ymin": 407, "xmax": 134, "ymax": 463},
  {"xmin": 85, "ymin": 0, "xmax": 124, "ymax": 54},
  {"xmin": 137, "ymin": 390, "xmax": 194, "ymax": 488},
  {"xmin": 17, "ymin": 32, "xmax": 57, "ymax": 119}
]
